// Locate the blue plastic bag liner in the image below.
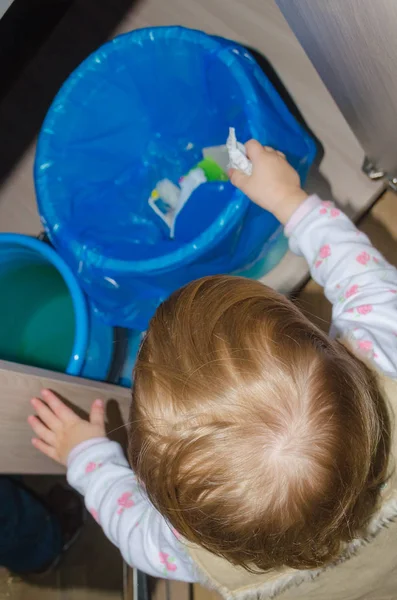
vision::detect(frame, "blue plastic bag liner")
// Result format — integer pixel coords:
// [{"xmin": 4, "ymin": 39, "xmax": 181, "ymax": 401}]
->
[
  {"xmin": 118, "ymin": 329, "xmax": 145, "ymax": 388},
  {"xmin": 35, "ymin": 26, "xmax": 316, "ymax": 330}
]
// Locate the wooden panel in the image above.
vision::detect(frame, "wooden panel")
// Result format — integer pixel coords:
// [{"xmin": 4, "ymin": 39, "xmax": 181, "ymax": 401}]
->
[
  {"xmin": 150, "ymin": 579, "xmax": 191, "ymax": 600},
  {"xmin": 0, "ymin": 360, "xmax": 131, "ymax": 474},
  {"xmin": 192, "ymin": 584, "xmax": 220, "ymax": 600},
  {"xmin": 360, "ymin": 190, "xmax": 397, "ymax": 256},
  {"xmin": 167, "ymin": 581, "xmax": 191, "ymax": 600},
  {"xmin": 276, "ymin": 0, "xmax": 397, "ymax": 175}
]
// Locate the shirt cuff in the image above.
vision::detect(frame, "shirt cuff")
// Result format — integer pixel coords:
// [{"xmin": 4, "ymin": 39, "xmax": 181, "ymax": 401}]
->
[
  {"xmin": 284, "ymin": 194, "xmax": 323, "ymax": 237},
  {"xmin": 67, "ymin": 437, "xmax": 109, "ymax": 468}
]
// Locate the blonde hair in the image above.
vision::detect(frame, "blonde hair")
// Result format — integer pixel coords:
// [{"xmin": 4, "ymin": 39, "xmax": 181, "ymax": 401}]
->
[{"xmin": 129, "ymin": 276, "xmax": 391, "ymax": 571}]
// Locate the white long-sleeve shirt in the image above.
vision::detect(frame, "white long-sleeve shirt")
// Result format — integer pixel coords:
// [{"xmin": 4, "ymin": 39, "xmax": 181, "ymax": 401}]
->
[{"xmin": 67, "ymin": 194, "xmax": 397, "ymax": 581}]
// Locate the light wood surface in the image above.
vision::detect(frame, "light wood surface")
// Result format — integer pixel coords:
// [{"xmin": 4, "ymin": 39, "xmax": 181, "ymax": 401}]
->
[
  {"xmin": 277, "ymin": 0, "xmax": 397, "ymax": 176},
  {"xmin": 0, "ymin": 360, "xmax": 131, "ymax": 474},
  {"xmin": 193, "ymin": 584, "xmax": 220, "ymax": 600},
  {"xmin": 151, "ymin": 580, "xmax": 191, "ymax": 600}
]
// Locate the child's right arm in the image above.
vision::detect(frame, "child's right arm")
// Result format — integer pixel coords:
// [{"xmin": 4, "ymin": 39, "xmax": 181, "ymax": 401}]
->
[
  {"xmin": 230, "ymin": 142, "xmax": 397, "ymax": 377},
  {"xmin": 27, "ymin": 390, "xmax": 197, "ymax": 582}
]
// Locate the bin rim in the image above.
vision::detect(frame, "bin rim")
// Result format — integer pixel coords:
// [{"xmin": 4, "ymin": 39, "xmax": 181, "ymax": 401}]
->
[{"xmin": 0, "ymin": 233, "xmax": 89, "ymax": 376}]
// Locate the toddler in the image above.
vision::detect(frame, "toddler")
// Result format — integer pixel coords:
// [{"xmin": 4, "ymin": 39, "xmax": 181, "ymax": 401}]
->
[{"xmin": 28, "ymin": 141, "xmax": 397, "ymax": 591}]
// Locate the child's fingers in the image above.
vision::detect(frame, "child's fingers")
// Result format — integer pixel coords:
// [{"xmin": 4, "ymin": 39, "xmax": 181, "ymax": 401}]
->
[
  {"xmin": 28, "ymin": 415, "xmax": 56, "ymax": 445},
  {"xmin": 228, "ymin": 168, "xmax": 250, "ymax": 191},
  {"xmin": 41, "ymin": 389, "xmax": 79, "ymax": 424},
  {"xmin": 31, "ymin": 438, "xmax": 58, "ymax": 462},
  {"xmin": 245, "ymin": 139, "xmax": 267, "ymax": 161},
  {"xmin": 31, "ymin": 397, "xmax": 61, "ymax": 431},
  {"xmin": 90, "ymin": 399, "xmax": 105, "ymax": 428},
  {"xmin": 247, "ymin": 141, "xmax": 285, "ymax": 161}
]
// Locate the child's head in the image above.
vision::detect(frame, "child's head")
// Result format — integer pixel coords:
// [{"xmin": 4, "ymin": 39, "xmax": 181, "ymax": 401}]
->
[{"xmin": 129, "ymin": 276, "xmax": 391, "ymax": 572}]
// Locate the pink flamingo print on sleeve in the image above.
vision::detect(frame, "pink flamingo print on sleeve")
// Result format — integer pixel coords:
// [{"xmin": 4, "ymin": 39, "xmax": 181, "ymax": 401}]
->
[
  {"xmin": 117, "ymin": 491, "xmax": 135, "ymax": 515},
  {"xmin": 318, "ymin": 202, "xmax": 340, "ymax": 218},
  {"xmin": 346, "ymin": 304, "xmax": 373, "ymax": 317},
  {"xmin": 356, "ymin": 252, "xmax": 385, "ymax": 267},
  {"xmin": 356, "ymin": 251, "xmax": 370, "ymax": 266},
  {"xmin": 159, "ymin": 552, "xmax": 177, "ymax": 574},
  {"xmin": 357, "ymin": 304, "xmax": 373, "ymax": 316},
  {"xmin": 357, "ymin": 340, "xmax": 373, "ymax": 351},
  {"xmin": 345, "ymin": 284, "xmax": 359, "ymax": 298},
  {"xmin": 356, "ymin": 339, "xmax": 378, "ymax": 359},
  {"xmin": 85, "ymin": 461, "xmax": 103, "ymax": 474},
  {"xmin": 339, "ymin": 284, "xmax": 359, "ymax": 303},
  {"xmin": 315, "ymin": 244, "xmax": 331, "ymax": 269}
]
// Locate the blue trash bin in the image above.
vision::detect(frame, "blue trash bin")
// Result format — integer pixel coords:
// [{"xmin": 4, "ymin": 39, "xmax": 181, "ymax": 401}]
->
[
  {"xmin": 35, "ymin": 26, "xmax": 316, "ymax": 330},
  {"xmin": 0, "ymin": 234, "xmax": 114, "ymax": 380}
]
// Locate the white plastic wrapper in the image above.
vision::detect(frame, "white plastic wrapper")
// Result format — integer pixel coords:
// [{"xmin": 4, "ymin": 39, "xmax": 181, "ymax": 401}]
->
[{"xmin": 226, "ymin": 127, "xmax": 253, "ymax": 175}]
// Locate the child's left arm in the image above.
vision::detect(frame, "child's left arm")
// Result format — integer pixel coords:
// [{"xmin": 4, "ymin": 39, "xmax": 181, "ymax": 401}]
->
[
  {"xmin": 286, "ymin": 196, "xmax": 397, "ymax": 377},
  {"xmin": 28, "ymin": 390, "xmax": 196, "ymax": 581},
  {"xmin": 229, "ymin": 142, "xmax": 397, "ymax": 377}
]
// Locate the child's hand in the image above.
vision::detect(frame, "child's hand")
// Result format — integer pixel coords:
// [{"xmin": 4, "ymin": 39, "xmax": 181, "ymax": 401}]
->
[
  {"xmin": 229, "ymin": 140, "xmax": 308, "ymax": 225},
  {"xmin": 28, "ymin": 389, "xmax": 106, "ymax": 466}
]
